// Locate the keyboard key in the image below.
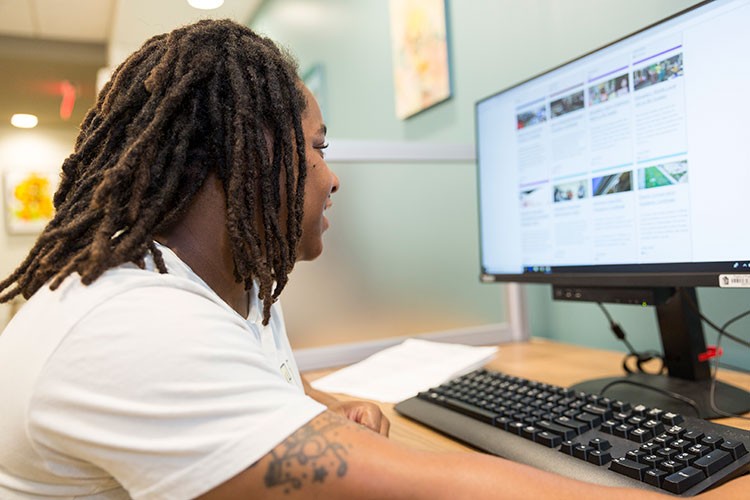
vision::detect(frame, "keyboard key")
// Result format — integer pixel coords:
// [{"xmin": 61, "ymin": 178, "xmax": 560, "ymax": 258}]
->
[
  {"xmin": 642, "ymin": 419, "xmax": 665, "ymax": 436},
  {"xmin": 627, "ymin": 415, "xmax": 646, "ymax": 426},
  {"xmin": 589, "ymin": 438, "xmax": 611, "ymax": 451},
  {"xmin": 625, "ymin": 450, "xmax": 647, "ymax": 463},
  {"xmin": 644, "ymin": 468, "xmax": 669, "ymax": 488},
  {"xmin": 536, "ymin": 431, "xmax": 562, "ymax": 448},
  {"xmin": 508, "ymin": 421, "xmax": 525, "ymax": 435},
  {"xmin": 640, "ymin": 441, "xmax": 660, "ymax": 454},
  {"xmin": 581, "ymin": 404, "xmax": 613, "ymax": 420},
  {"xmin": 662, "ymin": 466, "xmax": 706, "ymax": 494},
  {"xmin": 629, "ymin": 428, "xmax": 652, "ymax": 443},
  {"xmin": 683, "ymin": 430, "xmax": 705, "ymax": 443},
  {"xmin": 693, "ymin": 449, "xmax": 733, "ymax": 476},
  {"xmin": 646, "ymin": 408, "xmax": 665, "ymax": 420},
  {"xmin": 554, "ymin": 416, "xmax": 589, "ymax": 435},
  {"xmin": 641, "ymin": 454, "xmax": 665, "ymax": 468},
  {"xmin": 442, "ymin": 397, "xmax": 500, "ymax": 424},
  {"xmin": 613, "ymin": 411, "xmax": 631, "ymax": 422},
  {"xmin": 494, "ymin": 416, "xmax": 511, "ymax": 430},
  {"xmin": 559, "ymin": 388, "xmax": 576, "ymax": 398},
  {"xmin": 700, "ymin": 435, "xmax": 723, "ymax": 449},
  {"xmin": 509, "ymin": 412, "xmax": 528, "ymax": 422},
  {"xmin": 573, "ymin": 444, "xmax": 593, "ymax": 461},
  {"xmin": 587, "ymin": 450, "xmax": 612, "ymax": 466},
  {"xmin": 656, "ymin": 447, "xmax": 678, "ymax": 460},
  {"xmin": 610, "ymin": 457, "xmax": 651, "ymax": 480},
  {"xmin": 632, "ymin": 404, "xmax": 649, "ymax": 416},
  {"xmin": 658, "ymin": 459, "xmax": 684, "ymax": 474},
  {"xmin": 598, "ymin": 397, "xmax": 613, "ymax": 409},
  {"xmin": 719, "ymin": 440, "xmax": 748, "ymax": 460},
  {"xmin": 586, "ymin": 394, "xmax": 603, "ymax": 405},
  {"xmin": 557, "ymin": 396, "xmax": 576, "ymax": 406},
  {"xmin": 674, "ymin": 452, "xmax": 697, "ymax": 467},
  {"xmin": 665, "ymin": 425, "xmax": 686, "ymax": 438},
  {"xmin": 559, "ymin": 440, "xmax": 576, "ymax": 455},
  {"xmin": 568, "ymin": 399, "xmax": 586, "ymax": 410},
  {"xmin": 537, "ymin": 420, "xmax": 577, "ymax": 441},
  {"xmin": 687, "ymin": 444, "xmax": 711, "ymax": 458},
  {"xmin": 661, "ymin": 412, "xmax": 685, "ymax": 426},
  {"xmin": 546, "ymin": 394, "xmax": 562, "ymax": 404},
  {"xmin": 521, "ymin": 425, "xmax": 541, "ymax": 441},
  {"xmin": 418, "ymin": 390, "xmax": 441, "ymax": 401},
  {"xmin": 574, "ymin": 412, "xmax": 601, "ymax": 429},
  {"xmin": 671, "ymin": 438, "xmax": 692, "ymax": 453},
  {"xmin": 611, "ymin": 400, "xmax": 632, "ymax": 413},
  {"xmin": 654, "ymin": 433, "xmax": 674, "ymax": 447},
  {"xmin": 613, "ymin": 423, "xmax": 633, "ymax": 439},
  {"xmin": 600, "ymin": 419, "xmax": 618, "ymax": 434},
  {"xmin": 562, "ymin": 408, "xmax": 578, "ymax": 419}
]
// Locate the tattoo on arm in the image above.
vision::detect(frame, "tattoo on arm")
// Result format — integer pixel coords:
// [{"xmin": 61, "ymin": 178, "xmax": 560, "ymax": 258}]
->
[{"xmin": 262, "ymin": 412, "xmax": 356, "ymax": 494}]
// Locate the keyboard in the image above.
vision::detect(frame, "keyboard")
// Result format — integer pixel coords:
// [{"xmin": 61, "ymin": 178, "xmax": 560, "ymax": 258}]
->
[{"xmin": 394, "ymin": 368, "xmax": 750, "ymax": 496}]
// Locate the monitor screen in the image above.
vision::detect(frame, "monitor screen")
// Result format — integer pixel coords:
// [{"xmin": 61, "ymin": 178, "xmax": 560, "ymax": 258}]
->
[{"xmin": 476, "ymin": 0, "xmax": 750, "ymax": 290}]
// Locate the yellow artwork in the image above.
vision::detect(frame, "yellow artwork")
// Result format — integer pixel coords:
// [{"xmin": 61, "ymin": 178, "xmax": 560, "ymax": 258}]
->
[
  {"xmin": 3, "ymin": 169, "xmax": 58, "ymax": 234},
  {"xmin": 389, "ymin": 0, "xmax": 452, "ymax": 119}
]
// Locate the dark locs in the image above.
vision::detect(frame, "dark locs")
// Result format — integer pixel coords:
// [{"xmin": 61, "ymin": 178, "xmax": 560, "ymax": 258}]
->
[{"xmin": 0, "ymin": 19, "xmax": 308, "ymax": 324}]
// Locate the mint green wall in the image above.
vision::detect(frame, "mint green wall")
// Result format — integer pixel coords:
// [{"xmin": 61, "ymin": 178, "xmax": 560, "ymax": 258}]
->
[{"xmin": 251, "ymin": 0, "xmax": 749, "ymax": 372}]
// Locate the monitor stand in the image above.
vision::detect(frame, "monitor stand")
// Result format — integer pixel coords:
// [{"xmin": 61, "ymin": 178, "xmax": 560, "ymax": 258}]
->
[{"xmin": 565, "ymin": 287, "xmax": 750, "ymax": 419}]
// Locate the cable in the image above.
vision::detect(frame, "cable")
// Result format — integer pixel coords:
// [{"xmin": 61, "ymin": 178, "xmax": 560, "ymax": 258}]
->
[
  {"xmin": 679, "ymin": 288, "xmax": 750, "ymax": 349},
  {"xmin": 597, "ymin": 302, "xmax": 664, "ymax": 375},
  {"xmin": 599, "ymin": 379, "xmax": 701, "ymax": 417},
  {"xmin": 678, "ymin": 288, "xmax": 750, "ymax": 420},
  {"xmin": 707, "ymin": 313, "xmax": 750, "ymax": 420}
]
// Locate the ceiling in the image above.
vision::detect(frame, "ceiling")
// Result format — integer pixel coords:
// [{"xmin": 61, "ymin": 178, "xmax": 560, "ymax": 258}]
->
[{"xmin": 0, "ymin": 0, "xmax": 263, "ymax": 128}]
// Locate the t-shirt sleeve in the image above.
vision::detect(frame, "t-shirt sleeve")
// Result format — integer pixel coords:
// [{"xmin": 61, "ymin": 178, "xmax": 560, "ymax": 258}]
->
[{"xmin": 28, "ymin": 285, "xmax": 326, "ymax": 499}]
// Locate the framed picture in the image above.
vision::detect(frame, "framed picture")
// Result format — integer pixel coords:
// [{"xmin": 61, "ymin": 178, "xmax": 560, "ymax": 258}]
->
[
  {"xmin": 389, "ymin": 0, "xmax": 452, "ymax": 119},
  {"xmin": 3, "ymin": 168, "xmax": 58, "ymax": 234}
]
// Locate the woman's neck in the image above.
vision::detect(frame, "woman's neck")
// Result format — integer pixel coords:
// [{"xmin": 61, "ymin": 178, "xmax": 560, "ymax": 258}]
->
[{"xmin": 155, "ymin": 173, "xmax": 248, "ymax": 317}]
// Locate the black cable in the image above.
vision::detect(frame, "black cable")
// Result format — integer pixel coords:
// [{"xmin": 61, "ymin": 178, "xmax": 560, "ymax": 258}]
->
[
  {"xmin": 678, "ymin": 288, "xmax": 750, "ymax": 420},
  {"xmin": 679, "ymin": 288, "xmax": 750, "ymax": 349},
  {"xmin": 707, "ymin": 313, "xmax": 750, "ymax": 420},
  {"xmin": 599, "ymin": 379, "xmax": 701, "ymax": 417},
  {"xmin": 597, "ymin": 302, "xmax": 664, "ymax": 375}
]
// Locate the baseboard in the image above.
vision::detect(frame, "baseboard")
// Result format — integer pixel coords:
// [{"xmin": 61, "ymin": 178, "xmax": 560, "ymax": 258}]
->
[{"xmin": 294, "ymin": 322, "xmax": 516, "ymax": 372}]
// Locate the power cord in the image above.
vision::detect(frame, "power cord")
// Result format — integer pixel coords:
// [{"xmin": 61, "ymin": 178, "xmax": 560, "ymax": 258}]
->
[
  {"xmin": 679, "ymin": 288, "xmax": 750, "ymax": 349},
  {"xmin": 599, "ymin": 379, "xmax": 701, "ymax": 417},
  {"xmin": 678, "ymin": 288, "xmax": 750, "ymax": 420},
  {"xmin": 597, "ymin": 302, "xmax": 665, "ymax": 375}
]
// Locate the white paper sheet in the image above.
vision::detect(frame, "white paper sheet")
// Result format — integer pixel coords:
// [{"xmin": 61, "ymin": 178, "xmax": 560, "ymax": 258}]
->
[{"xmin": 310, "ymin": 338, "xmax": 498, "ymax": 403}]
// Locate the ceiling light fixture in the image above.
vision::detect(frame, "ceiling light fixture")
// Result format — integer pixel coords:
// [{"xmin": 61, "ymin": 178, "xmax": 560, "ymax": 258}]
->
[
  {"xmin": 11, "ymin": 114, "xmax": 39, "ymax": 129},
  {"xmin": 187, "ymin": 0, "xmax": 224, "ymax": 10}
]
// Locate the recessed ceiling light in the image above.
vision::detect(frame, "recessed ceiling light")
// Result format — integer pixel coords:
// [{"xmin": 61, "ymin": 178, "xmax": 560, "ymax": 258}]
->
[
  {"xmin": 10, "ymin": 114, "xmax": 38, "ymax": 129},
  {"xmin": 187, "ymin": 0, "xmax": 224, "ymax": 9}
]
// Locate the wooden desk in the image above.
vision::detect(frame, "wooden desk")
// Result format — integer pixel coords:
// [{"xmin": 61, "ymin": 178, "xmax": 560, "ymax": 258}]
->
[{"xmin": 302, "ymin": 338, "xmax": 750, "ymax": 453}]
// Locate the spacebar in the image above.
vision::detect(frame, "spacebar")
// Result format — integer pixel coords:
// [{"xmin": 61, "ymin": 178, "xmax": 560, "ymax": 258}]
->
[{"xmin": 441, "ymin": 398, "xmax": 499, "ymax": 424}]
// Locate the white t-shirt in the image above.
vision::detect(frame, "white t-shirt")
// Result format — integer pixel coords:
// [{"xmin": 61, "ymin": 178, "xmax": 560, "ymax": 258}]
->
[{"xmin": 0, "ymin": 245, "xmax": 326, "ymax": 499}]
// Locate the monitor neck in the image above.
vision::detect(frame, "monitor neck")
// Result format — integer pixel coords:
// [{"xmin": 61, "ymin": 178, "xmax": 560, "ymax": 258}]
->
[{"xmin": 656, "ymin": 287, "xmax": 710, "ymax": 381}]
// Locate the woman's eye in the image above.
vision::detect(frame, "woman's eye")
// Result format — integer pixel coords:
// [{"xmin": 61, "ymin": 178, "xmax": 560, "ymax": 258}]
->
[{"xmin": 314, "ymin": 142, "xmax": 329, "ymax": 157}]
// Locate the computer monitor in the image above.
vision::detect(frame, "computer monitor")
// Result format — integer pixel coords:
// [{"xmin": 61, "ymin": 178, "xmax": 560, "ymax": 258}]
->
[{"xmin": 475, "ymin": 0, "xmax": 750, "ymax": 419}]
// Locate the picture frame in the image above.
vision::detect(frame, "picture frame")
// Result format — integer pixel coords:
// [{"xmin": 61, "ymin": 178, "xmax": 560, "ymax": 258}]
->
[
  {"xmin": 2, "ymin": 168, "xmax": 58, "ymax": 235},
  {"xmin": 388, "ymin": 0, "xmax": 452, "ymax": 119}
]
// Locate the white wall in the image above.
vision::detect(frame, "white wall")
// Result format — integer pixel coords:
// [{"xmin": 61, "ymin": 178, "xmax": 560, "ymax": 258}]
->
[{"xmin": 0, "ymin": 126, "xmax": 75, "ymax": 326}]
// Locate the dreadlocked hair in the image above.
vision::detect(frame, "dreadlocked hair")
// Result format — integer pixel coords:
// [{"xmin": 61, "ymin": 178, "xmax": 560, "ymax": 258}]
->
[{"xmin": 0, "ymin": 19, "xmax": 309, "ymax": 325}]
